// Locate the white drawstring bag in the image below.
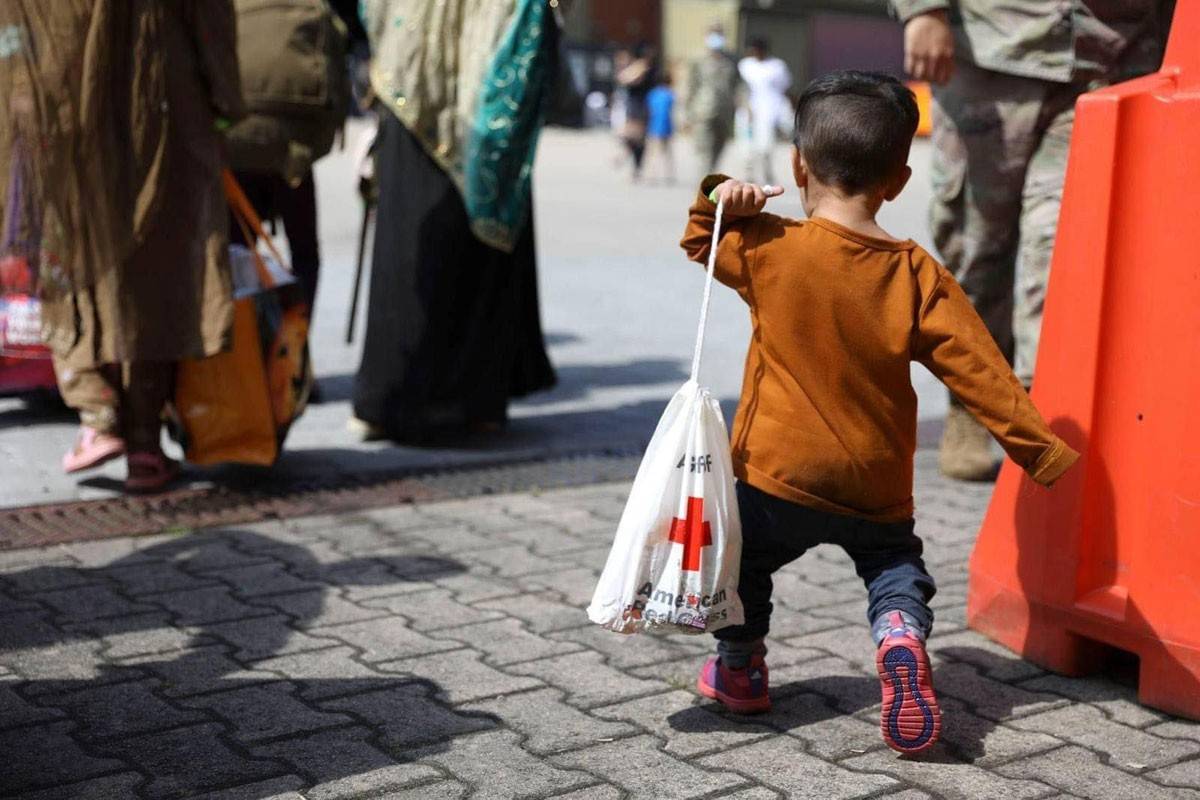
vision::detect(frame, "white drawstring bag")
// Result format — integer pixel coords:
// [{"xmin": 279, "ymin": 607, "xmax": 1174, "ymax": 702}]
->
[{"xmin": 588, "ymin": 201, "xmax": 744, "ymax": 634}]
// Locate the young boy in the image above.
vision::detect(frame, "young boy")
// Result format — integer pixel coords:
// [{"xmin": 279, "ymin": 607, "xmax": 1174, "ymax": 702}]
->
[{"xmin": 680, "ymin": 70, "xmax": 1079, "ymax": 754}]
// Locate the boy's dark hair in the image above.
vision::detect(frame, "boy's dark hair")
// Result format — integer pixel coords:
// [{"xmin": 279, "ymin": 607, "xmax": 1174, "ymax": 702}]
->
[{"xmin": 792, "ymin": 70, "xmax": 919, "ymax": 194}]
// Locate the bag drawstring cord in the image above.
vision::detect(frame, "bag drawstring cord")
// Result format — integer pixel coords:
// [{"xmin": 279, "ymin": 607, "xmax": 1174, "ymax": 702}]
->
[{"xmin": 689, "ymin": 199, "xmax": 724, "ymax": 383}]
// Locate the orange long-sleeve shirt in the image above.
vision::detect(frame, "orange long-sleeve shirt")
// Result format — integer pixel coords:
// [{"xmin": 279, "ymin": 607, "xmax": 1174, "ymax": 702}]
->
[{"xmin": 681, "ymin": 179, "xmax": 1079, "ymax": 522}]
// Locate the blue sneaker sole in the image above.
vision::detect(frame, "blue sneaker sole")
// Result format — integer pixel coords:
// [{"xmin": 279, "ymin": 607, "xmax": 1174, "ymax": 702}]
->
[{"xmin": 877, "ymin": 640, "xmax": 941, "ymax": 754}]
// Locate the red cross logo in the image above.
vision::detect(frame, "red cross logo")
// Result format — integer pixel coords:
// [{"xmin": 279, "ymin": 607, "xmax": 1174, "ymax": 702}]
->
[{"xmin": 668, "ymin": 496, "xmax": 712, "ymax": 572}]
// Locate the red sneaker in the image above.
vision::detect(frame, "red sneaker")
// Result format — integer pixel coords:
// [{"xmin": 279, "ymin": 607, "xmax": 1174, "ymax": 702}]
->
[
  {"xmin": 696, "ymin": 655, "xmax": 771, "ymax": 714},
  {"xmin": 876, "ymin": 611, "xmax": 941, "ymax": 754}
]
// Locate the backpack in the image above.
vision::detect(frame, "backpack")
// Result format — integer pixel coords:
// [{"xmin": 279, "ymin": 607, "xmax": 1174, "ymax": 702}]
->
[{"xmin": 227, "ymin": 0, "xmax": 350, "ymax": 179}]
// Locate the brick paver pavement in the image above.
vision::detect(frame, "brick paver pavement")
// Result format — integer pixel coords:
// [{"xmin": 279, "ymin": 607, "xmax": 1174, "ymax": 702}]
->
[{"xmin": 3, "ymin": 453, "xmax": 1199, "ymax": 799}]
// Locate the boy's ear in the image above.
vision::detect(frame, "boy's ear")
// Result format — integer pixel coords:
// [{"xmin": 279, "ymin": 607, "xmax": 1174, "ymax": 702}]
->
[
  {"xmin": 791, "ymin": 147, "xmax": 808, "ymax": 188},
  {"xmin": 883, "ymin": 165, "xmax": 912, "ymax": 202}
]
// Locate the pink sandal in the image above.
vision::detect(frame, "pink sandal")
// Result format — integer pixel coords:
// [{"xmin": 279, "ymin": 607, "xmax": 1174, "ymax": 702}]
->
[
  {"xmin": 62, "ymin": 427, "xmax": 126, "ymax": 474},
  {"xmin": 124, "ymin": 452, "xmax": 180, "ymax": 494}
]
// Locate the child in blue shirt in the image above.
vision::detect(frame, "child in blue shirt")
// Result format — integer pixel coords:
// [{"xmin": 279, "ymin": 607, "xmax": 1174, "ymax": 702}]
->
[{"xmin": 645, "ymin": 75, "xmax": 676, "ymax": 183}]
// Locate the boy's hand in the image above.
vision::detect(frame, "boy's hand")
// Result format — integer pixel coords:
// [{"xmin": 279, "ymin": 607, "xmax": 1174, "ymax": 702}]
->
[{"xmin": 713, "ymin": 180, "xmax": 784, "ymax": 217}]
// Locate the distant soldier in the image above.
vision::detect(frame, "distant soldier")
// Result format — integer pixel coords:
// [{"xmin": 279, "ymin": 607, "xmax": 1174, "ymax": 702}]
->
[
  {"xmin": 892, "ymin": 0, "xmax": 1174, "ymax": 480},
  {"xmin": 686, "ymin": 23, "xmax": 740, "ymax": 174}
]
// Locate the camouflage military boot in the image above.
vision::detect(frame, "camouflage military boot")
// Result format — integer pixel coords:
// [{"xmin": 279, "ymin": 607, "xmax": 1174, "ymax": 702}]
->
[{"xmin": 939, "ymin": 402, "xmax": 997, "ymax": 481}]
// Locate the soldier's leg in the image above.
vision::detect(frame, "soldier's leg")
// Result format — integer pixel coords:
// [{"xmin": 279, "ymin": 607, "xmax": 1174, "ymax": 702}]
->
[
  {"xmin": 930, "ymin": 61, "xmax": 1043, "ymax": 357},
  {"xmin": 1014, "ymin": 88, "xmax": 1080, "ymax": 385},
  {"xmin": 710, "ymin": 123, "xmax": 732, "ymax": 173},
  {"xmin": 930, "ymin": 60, "xmax": 1043, "ymax": 480},
  {"xmin": 693, "ymin": 124, "xmax": 715, "ymax": 179}
]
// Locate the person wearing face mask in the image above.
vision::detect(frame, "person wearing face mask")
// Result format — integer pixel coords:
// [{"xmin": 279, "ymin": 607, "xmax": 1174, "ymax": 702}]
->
[{"xmin": 686, "ymin": 24, "xmax": 740, "ymax": 174}]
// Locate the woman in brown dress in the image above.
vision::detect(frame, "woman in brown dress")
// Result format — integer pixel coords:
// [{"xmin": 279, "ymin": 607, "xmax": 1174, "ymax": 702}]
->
[{"xmin": 0, "ymin": 0, "xmax": 244, "ymax": 491}]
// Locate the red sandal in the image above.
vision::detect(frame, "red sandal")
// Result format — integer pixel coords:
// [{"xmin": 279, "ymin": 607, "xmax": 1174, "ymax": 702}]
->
[{"xmin": 124, "ymin": 452, "xmax": 180, "ymax": 494}]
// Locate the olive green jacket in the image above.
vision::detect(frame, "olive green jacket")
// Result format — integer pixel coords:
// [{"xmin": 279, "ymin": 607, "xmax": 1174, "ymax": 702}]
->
[
  {"xmin": 686, "ymin": 51, "xmax": 740, "ymax": 125},
  {"xmin": 889, "ymin": 0, "xmax": 1174, "ymax": 83}
]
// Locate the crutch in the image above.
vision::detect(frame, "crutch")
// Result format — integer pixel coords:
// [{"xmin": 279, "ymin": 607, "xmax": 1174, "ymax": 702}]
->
[{"xmin": 344, "ymin": 191, "xmax": 373, "ymax": 344}]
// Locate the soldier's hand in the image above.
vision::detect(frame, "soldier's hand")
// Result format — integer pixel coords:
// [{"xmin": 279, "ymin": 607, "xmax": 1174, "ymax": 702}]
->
[
  {"xmin": 714, "ymin": 180, "xmax": 784, "ymax": 217},
  {"xmin": 904, "ymin": 10, "xmax": 955, "ymax": 85}
]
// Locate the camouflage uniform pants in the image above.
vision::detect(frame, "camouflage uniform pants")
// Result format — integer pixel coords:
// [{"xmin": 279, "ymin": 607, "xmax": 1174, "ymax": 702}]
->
[
  {"xmin": 930, "ymin": 59, "xmax": 1090, "ymax": 384},
  {"xmin": 693, "ymin": 119, "xmax": 732, "ymax": 175}
]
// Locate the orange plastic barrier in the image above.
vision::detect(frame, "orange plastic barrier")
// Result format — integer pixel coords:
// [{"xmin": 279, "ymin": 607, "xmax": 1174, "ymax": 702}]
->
[
  {"xmin": 966, "ymin": 5, "xmax": 1200, "ymax": 720},
  {"xmin": 907, "ymin": 81, "xmax": 933, "ymax": 138}
]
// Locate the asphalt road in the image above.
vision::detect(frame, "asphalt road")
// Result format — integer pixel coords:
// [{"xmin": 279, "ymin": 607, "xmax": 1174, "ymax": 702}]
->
[{"xmin": 0, "ymin": 122, "xmax": 947, "ymax": 508}]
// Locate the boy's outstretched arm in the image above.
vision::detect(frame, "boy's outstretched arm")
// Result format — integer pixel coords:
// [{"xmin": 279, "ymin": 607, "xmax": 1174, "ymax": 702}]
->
[
  {"xmin": 913, "ymin": 262, "xmax": 1080, "ymax": 486},
  {"xmin": 680, "ymin": 175, "xmax": 781, "ymax": 293}
]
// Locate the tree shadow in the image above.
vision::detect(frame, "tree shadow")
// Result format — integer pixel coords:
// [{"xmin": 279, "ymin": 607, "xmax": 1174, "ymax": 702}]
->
[{"xmin": 0, "ymin": 529, "xmax": 504, "ymax": 798}]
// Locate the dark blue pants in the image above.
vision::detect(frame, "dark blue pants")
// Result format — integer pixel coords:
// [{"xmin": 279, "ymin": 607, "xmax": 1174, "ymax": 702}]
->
[{"xmin": 715, "ymin": 482, "xmax": 936, "ymax": 648}]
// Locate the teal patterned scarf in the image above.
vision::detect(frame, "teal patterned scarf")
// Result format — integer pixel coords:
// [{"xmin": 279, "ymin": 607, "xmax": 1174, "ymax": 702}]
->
[
  {"xmin": 464, "ymin": 0, "xmax": 554, "ymax": 251},
  {"xmin": 364, "ymin": 0, "xmax": 557, "ymax": 253}
]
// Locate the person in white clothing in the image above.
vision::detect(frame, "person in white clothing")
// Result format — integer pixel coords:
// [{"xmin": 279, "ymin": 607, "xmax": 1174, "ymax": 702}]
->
[{"xmin": 738, "ymin": 38, "xmax": 792, "ymax": 185}]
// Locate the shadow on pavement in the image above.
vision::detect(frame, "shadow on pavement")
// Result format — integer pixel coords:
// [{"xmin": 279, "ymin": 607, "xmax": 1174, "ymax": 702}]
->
[
  {"xmin": 669, "ymin": 641, "xmax": 1138, "ymax": 766},
  {"xmin": 668, "ymin": 673, "xmax": 879, "ymax": 735},
  {"xmin": 0, "ymin": 391, "xmax": 72, "ymax": 431},
  {"xmin": 916, "ymin": 416, "xmax": 945, "ymax": 449},
  {"xmin": 159, "ymin": 395, "xmax": 742, "ymax": 492},
  {"xmin": 288, "ymin": 356, "xmax": 691, "ymax": 416},
  {"xmin": 517, "ymin": 358, "xmax": 690, "ymax": 406},
  {"xmin": 69, "ymin": 395, "xmax": 695, "ymax": 496},
  {"xmin": 932, "ymin": 643, "xmax": 1145, "ymax": 764},
  {"xmin": 542, "ymin": 331, "xmax": 582, "ymax": 347},
  {"xmin": 930, "ymin": 646, "xmax": 1041, "ymax": 764},
  {"xmin": 0, "ymin": 530, "xmax": 502, "ymax": 798},
  {"xmin": 308, "ymin": 372, "xmax": 356, "ymax": 404}
]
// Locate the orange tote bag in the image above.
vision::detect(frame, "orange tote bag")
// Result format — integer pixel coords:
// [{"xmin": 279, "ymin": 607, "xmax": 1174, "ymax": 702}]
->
[{"xmin": 174, "ymin": 171, "xmax": 312, "ymax": 466}]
